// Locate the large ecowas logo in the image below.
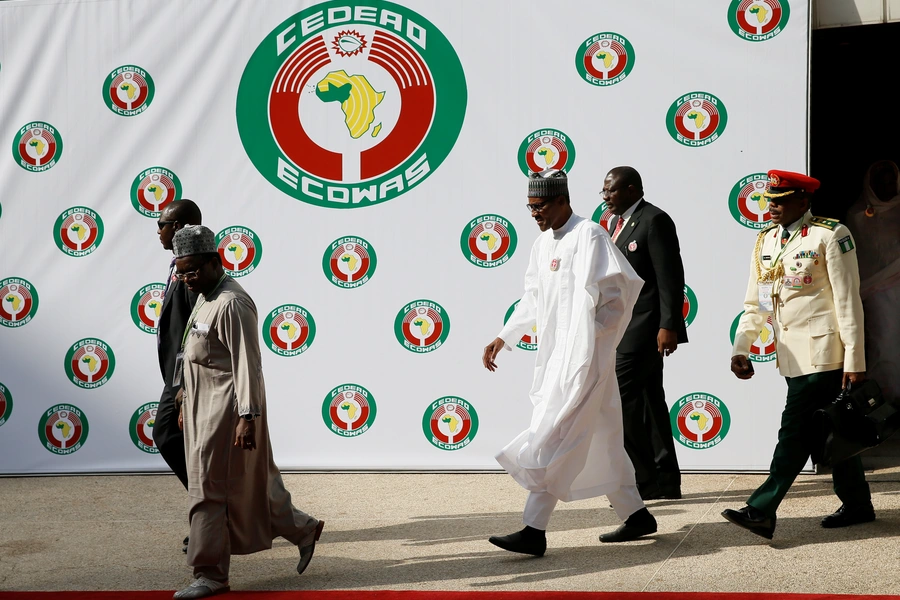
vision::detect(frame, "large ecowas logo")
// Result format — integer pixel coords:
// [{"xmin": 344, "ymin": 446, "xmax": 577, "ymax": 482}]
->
[
  {"xmin": 460, "ymin": 215, "xmax": 517, "ymax": 268},
  {"xmin": 323, "ymin": 236, "xmax": 377, "ymax": 288},
  {"xmin": 322, "ymin": 384, "xmax": 377, "ymax": 437},
  {"xmin": 131, "ymin": 167, "xmax": 182, "ymax": 218},
  {"xmin": 518, "ymin": 129, "xmax": 575, "ymax": 175},
  {"xmin": 729, "ymin": 173, "xmax": 772, "ymax": 229},
  {"xmin": 236, "ymin": 1, "xmax": 467, "ymax": 208},
  {"xmin": 216, "ymin": 226, "xmax": 263, "ymax": 277},
  {"xmin": 394, "ymin": 299, "xmax": 449, "ymax": 353},
  {"xmin": 666, "ymin": 92, "xmax": 727, "ymax": 147},
  {"xmin": 13, "ymin": 122, "xmax": 62, "ymax": 172},
  {"xmin": 728, "ymin": 0, "xmax": 790, "ymax": 42},
  {"xmin": 0, "ymin": 278, "xmax": 39, "ymax": 328},
  {"xmin": 39, "ymin": 405, "xmax": 89, "ymax": 455},
  {"xmin": 53, "ymin": 207, "xmax": 104, "ymax": 257},
  {"xmin": 575, "ymin": 32, "xmax": 635, "ymax": 87},
  {"xmin": 262, "ymin": 304, "xmax": 316, "ymax": 357},
  {"xmin": 103, "ymin": 65, "xmax": 155, "ymax": 116},
  {"xmin": 65, "ymin": 338, "xmax": 116, "ymax": 389},
  {"xmin": 670, "ymin": 392, "xmax": 731, "ymax": 450},
  {"xmin": 422, "ymin": 396, "xmax": 478, "ymax": 451}
]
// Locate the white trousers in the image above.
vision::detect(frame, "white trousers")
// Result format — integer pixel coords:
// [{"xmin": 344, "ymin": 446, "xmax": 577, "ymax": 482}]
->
[{"xmin": 523, "ymin": 486, "xmax": 645, "ymax": 530}]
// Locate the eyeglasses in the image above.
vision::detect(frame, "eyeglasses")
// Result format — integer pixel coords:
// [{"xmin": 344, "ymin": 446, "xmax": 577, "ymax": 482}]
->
[
  {"xmin": 174, "ymin": 267, "xmax": 202, "ymax": 281},
  {"xmin": 599, "ymin": 186, "xmax": 621, "ymax": 198},
  {"xmin": 157, "ymin": 220, "xmax": 176, "ymax": 229},
  {"xmin": 525, "ymin": 199, "xmax": 551, "ymax": 213}
]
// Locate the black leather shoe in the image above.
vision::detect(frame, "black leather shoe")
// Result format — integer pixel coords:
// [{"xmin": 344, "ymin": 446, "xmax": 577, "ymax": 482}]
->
[
  {"xmin": 821, "ymin": 503, "xmax": 875, "ymax": 528},
  {"xmin": 599, "ymin": 507, "xmax": 657, "ymax": 542},
  {"xmin": 488, "ymin": 527, "xmax": 546, "ymax": 557},
  {"xmin": 182, "ymin": 535, "xmax": 189, "ymax": 554},
  {"xmin": 721, "ymin": 506, "xmax": 776, "ymax": 539}
]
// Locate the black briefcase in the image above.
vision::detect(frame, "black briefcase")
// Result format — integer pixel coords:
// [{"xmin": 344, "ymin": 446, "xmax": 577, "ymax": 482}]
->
[{"xmin": 811, "ymin": 379, "xmax": 900, "ymax": 466}]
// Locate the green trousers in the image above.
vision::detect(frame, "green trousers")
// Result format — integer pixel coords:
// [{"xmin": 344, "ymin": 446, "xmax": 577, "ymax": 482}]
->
[{"xmin": 747, "ymin": 370, "xmax": 871, "ymax": 517}]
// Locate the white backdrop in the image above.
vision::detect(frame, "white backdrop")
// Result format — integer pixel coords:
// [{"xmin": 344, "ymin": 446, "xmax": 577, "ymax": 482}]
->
[{"xmin": 0, "ymin": 0, "xmax": 809, "ymax": 474}]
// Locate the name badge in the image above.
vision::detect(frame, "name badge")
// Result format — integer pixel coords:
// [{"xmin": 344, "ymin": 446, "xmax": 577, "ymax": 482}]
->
[
  {"xmin": 783, "ymin": 275, "xmax": 803, "ymax": 290},
  {"xmin": 758, "ymin": 282, "xmax": 774, "ymax": 313},
  {"xmin": 173, "ymin": 351, "xmax": 184, "ymax": 387}
]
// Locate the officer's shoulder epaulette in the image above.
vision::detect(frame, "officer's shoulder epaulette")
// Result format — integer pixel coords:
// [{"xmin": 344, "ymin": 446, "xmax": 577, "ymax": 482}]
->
[
  {"xmin": 810, "ymin": 216, "xmax": 839, "ymax": 230},
  {"xmin": 760, "ymin": 223, "xmax": 777, "ymax": 235}
]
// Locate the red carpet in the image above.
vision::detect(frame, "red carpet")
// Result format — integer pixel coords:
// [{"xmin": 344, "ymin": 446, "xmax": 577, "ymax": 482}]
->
[{"xmin": 2, "ymin": 593, "xmax": 898, "ymax": 599}]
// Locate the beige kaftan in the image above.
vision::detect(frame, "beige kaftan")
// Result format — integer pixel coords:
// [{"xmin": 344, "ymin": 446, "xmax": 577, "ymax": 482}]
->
[{"xmin": 182, "ymin": 277, "xmax": 316, "ymax": 577}]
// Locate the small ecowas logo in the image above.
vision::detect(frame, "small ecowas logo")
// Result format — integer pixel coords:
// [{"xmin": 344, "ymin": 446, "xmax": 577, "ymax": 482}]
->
[
  {"xmin": 216, "ymin": 226, "xmax": 263, "ymax": 277},
  {"xmin": 730, "ymin": 312, "xmax": 777, "ymax": 362},
  {"xmin": 460, "ymin": 214, "xmax": 517, "ymax": 268},
  {"xmin": 504, "ymin": 300, "xmax": 537, "ymax": 351},
  {"xmin": 422, "ymin": 396, "xmax": 478, "ymax": 451},
  {"xmin": 729, "ymin": 172, "xmax": 772, "ymax": 229},
  {"xmin": 518, "ymin": 129, "xmax": 575, "ymax": 175},
  {"xmin": 131, "ymin": 283, "xmax": 166, "ymax": 334},
  {"xmin": 666, "ymin": 92, "xmax": 727, "ymax": 147},
  {"xmin": 131, "ymin": 167, "xmax": 182, "ymax": 218},
  {"xmin": 728, "ymin": 0, "xmax": 790, "ymax": 42},
  {"xmin": 395, "ymin": 299, "xmax": 450, "ymax": 353},
  {"xmin": 103, "ymin": 65, "xmax": 155, "ymax": 116},
  {"xmin": 0, "ymin": 277, "xmax": 39, "ymax": 328},
  {"xmin": 53, "ymin": 207, "xmax": 104, "ymax": 257},
  {"xmin": 322, "ymin": 383, "xmax": 377, "ymax": 437},
  {"xmin": 262, "ymin": 304, "xmax": 316, "ymax": 357},
  {"xmin": 0, "ymin": 382, "xmax": 12, "ymax": 427},
  {"xmin": 592, "ymin": 201, "xmax": 613, "ymax": 231},
  {"xmin": 575, "ymin": 32, "xmax": 635, "ymax": 87},
  {"xmin": 13, "ymin": 122, "xmax": 62, "ymax": 172},
  {"xmin": 683, "ymin": 285, "xmax": 698, "ymax": 328},
  {"xmin": 39, "ymin": 404, "xmax": 89, "ymax": 455},
  {"xmin": 236, "ymin": 1, "xmax": 468, "ymax": 208},
  {"xmin": 130, "ymin": 402, "xmax": 159, "ymax": 454},
  {"xmin": 65, "ymin": 338, "xmax": 116, "ymax": 389},
  {"xmin": 323, "ymin": 236, "xmax": 377, "ymax": 288},
  {"xmin": 670, "ymin": 392, "xmax": 731, "ymax": 450}
]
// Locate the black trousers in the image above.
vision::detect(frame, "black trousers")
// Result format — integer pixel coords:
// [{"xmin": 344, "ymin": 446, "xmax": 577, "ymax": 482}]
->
[
  {"xmin": 155, "ymin": 384, "xmax": 188, "ymax": 490},
  {"xmin": 617, "ymin": 348, "xmax": 681, "ymax": 490}
]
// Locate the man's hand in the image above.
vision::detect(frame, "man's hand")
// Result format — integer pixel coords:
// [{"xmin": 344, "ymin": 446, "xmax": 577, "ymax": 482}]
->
[
  {"xmin": 658, "ymin": 329, "xmax": 678, "ymax": 357},
  {"xmin": 178, "ymin": 406, "xmax": 183, "ymax": 431},
  {"xmin": 483, "ymin": 338, "xmax": 506, "ymax": 372},
  {"xmin": 843, "ymin": 372, "xmax": 866, "ymax": 389},
  {"xmin": 174, "ymin": 388, "xmax": 184, "ymax": 409},
  {"xmin": 234, "ymin": 419, "xmax": 257, "ymax": 451},
  {"xmin": 731, "ymin": 355, "xmax": 755, "ymax": 380}
]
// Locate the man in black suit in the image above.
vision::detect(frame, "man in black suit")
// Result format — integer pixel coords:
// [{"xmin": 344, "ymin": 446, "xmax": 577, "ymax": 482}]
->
[
  {"xmin": 154, "ymin": 199, "xmax": 201, "ymax": 551},
  {"xmin": 603, "ymin": 167, "xmax": 688, "ymax": 500}
]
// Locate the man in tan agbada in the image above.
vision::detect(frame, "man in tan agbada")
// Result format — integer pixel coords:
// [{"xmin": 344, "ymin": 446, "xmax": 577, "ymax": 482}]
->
[{"xmin": 172, "ymin": 225, "xmax": 323, "ymax": 599}]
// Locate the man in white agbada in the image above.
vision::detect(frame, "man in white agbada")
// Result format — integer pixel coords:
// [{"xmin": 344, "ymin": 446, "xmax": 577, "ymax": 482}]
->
[
  {"xmin": 171, "ymin": 226, "xmax": 324, "ymax": 599},
  {"xmin": 482, "ymin": 169, "xmax": 657, "ymax": 557},
  {"xmin": 846, "ymin": 160, "xmax": 900, "ymax": 402}
]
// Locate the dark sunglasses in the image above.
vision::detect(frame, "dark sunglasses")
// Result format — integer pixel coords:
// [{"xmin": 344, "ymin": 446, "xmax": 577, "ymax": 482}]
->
[{"xmin": 157, "ymin": 220, "xmax": 176, "ymax": 229}]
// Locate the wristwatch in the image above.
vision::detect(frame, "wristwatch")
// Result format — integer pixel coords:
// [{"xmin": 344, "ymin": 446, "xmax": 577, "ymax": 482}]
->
[{"xmin": 241, "ymin": 414, "xmax": 256, "ymax": 422}]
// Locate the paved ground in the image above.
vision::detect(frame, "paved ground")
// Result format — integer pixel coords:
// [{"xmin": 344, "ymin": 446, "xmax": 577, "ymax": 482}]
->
[{"xmin": 1, "ymin": 470, "xmax": 899, "ymax": 594}]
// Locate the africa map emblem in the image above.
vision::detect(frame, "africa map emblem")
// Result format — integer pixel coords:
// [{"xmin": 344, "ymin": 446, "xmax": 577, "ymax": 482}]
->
[
  {"xmin": 666, "ymin": 92, "xmax": 728, "ymax": 147},
  {"xmin": 216, "ymin": 226, "xmax": 263, "ymax": 277},
  {"xmin": 460, "ymin": 215, "xmax": 517, "ymax": 268},
  {"xmin": 504, "ymin": 300, "xmax": 537, "ymax": 351},
  {"xmin": 53, "ymin": 207, "xmax": 104, "ymax": 257},
  {"xmin": 129, "ymin": 403, "xmax": 159, "ymax": 454},
  {"xmin": 13, "ymin": 122, "xmax": 62, "ymax": 172},
  {"xmin": 64, "ymin": 339, "xmax": 116, "ymax": 389},
  {"xmin": 683, "ymin": 285, "xmax": 698, "ymax": 328},
  {"xmin": 0, "ymin": 382, "xmax": 12, "ymax": 427},
  {"xmin": 518, "ymin": 129, "xmax": 576, "ymax": 175},
  {"xmin": 729, "ymin": 173, "xmax": 772, "ymax": 229},
  {"xmin": 575, "ymin": 32, "xmax": 635, "ymax": 87},
  {"xmin": 322, "ymin": 384, "xmax": 377, "ymax": 437},
  {"xmin": 130, "ymin": 283, "xmax": 166, "ymax": 334},
  {"xmin": 38, "ymin": 404, "xmax": 89, "ymax": 455},
  {"xmin": 0, "ymin": 277, "xmax": 39, "ymax": 328},
  {"xmin": 730, "ymin": 313, "xmax": 777, "ymax": 362},
  {"xmin": 670, "ymin": 393, "xmax": 731, "ymax": 450},
  {"xmin": 394, "ymin": 299, "xmax": 450, "ymax": 354},
  {"xmin": 728, "ymin": 0, "xmax": 790, "ymax": 42},
  {"xmin": 236, "ymin": 1, "xmax": 467, "ymax": 208},
  {"xmin": 131, "ymin": 167, "xmax": 183, "ymax": 218},
  {"xmin": 422, "ymin": 397, "xmax": 478, "ymax": 451},
  {"xmin": 592, "ymin": 201, "xmax": 614, "ymax": 231},
  {"xmin": 262, "ymin": 304, "xmax": 316, "ymax": 357},
  {"xmin": 103, "ymin": 65, "xmax": 155, "ymax": 116},
  {"xmin": 322, "ymin": 236, "xmax": 377, "ymax": 288}
]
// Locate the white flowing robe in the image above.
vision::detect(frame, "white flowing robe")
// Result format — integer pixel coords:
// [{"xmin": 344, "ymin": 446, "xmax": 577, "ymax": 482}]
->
[
  {"xmin": 496, "ymin": 214, "xmax": 644, "ymax": 502},
  {"xmin": 846, "ymin": 162, "xmax": 900, "ymax": 401}
]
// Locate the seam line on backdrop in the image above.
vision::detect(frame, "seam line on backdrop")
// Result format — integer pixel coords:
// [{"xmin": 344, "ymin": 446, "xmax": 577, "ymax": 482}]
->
[{"xmin": 640, "ymin": 476, "xmax": 737, "ymax": 592}]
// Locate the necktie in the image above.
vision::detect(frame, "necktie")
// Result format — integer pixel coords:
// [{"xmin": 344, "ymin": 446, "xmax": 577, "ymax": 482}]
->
[
  {"xmin": 612, "ymin": 217, "xmax": 625, "ymax": 242},
  {"xmin": 780, "ymin": 228, "xmax": 790, "ymax": 247}
]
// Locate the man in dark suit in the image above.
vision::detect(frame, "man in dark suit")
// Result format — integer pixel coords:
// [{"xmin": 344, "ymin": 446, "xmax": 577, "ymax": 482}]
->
[
  {"xmin": 154, "ymin": 199, "xmax": 201, "ymax": 551},
  {"xmin": 603, "ymin": 166, "xmax": 688, "ymax": 500}
]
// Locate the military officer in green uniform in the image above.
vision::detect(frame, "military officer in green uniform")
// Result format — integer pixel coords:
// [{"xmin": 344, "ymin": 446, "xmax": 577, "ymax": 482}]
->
[{"xmin": 722, "ymin": 170, "xmax": 873, "ymax": 540}]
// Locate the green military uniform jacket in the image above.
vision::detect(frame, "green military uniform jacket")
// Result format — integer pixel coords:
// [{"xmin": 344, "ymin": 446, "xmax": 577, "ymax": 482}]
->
[{"xmin": 733, "ymin": 210, "xmax": 865, "ymax": 377}]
